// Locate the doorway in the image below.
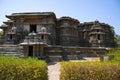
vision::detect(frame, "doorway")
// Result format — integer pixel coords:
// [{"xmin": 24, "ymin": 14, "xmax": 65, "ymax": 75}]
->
[
  {"xmin": 28, "ymin": 46, "xmax": 33, "ymax": 57},
  {"xmin": 97, "ymin": 34, "xmax": 100, "ymax": 40},
  {"xmin": 10, "ymin": 35, "xmax": 12, "ymax": 40},
  {"xmin": 30, "ymin": 24, "xmax": 37, "ymax": 33}
]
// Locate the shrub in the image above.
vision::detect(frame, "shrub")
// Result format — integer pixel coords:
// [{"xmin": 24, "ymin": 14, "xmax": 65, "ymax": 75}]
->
[
  {"xmin": 60, "ymin": 62, "xmax": 120, "ymax": 80},
  {"xmin": 0, "ymin": 56, "xmax": 48, "ymax": 80},
  {"xmin": 107, "ymin": 49, "xmax": 120, "ymax": 62}
]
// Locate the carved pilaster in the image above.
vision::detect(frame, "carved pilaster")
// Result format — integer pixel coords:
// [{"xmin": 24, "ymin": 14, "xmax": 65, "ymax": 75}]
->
[
  {"xmin": 23, "ymin": 45, "xmax": 29, "ymax": 57},
  {"xmin": 33, "ymin": 45, "xmax": 36, "ymax": 58}
]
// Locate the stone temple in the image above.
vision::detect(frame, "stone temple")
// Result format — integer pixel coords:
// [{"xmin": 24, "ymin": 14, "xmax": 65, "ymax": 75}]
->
[{"xmin": 0, "ymin": 12, "xmax": 116, "ymax": 61}]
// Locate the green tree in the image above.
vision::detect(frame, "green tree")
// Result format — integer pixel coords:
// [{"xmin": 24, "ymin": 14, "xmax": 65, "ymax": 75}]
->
[
  {"xmin": 110, "ymin": 26, "xmax": 118, "ymax": 47},
  {"xmin": 0, "ymin": 31, "xmax": 3, "ymax": 37},
  {"xmin": 115, "ymin": 34, "xmax": 120, "ymax": 47}
]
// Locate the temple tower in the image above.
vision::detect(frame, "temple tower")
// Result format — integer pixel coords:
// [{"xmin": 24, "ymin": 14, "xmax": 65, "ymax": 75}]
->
[
  {"xmin": 58, "ymin": 17, "xmax": 79, "ymax": 46},
  {"xmin": 89, "ymin": 21, "xmax": 105, "ymax": 47}
]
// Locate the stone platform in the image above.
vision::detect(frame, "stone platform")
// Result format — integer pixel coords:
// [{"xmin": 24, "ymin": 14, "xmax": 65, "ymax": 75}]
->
[
  {"xmin": 0, "ymin": 45, "xmax": 110, "ymax": 62},
  {"xmin": 0, "ymin": 45, "xmax": 23, "ymax": 57},
  {"xmin": 44, "ymin": 46, "xmax": 109, "ymax": 62}
]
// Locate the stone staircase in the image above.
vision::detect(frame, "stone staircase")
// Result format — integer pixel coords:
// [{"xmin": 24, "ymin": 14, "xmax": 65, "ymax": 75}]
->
[{"xmin": 0, "ymin": 45, "xmax": 23, "ymax": 57}]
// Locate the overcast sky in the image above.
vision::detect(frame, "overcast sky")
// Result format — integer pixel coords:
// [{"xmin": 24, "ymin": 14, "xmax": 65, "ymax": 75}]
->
[{"xmin": 0, "ymin": 0, "xmax": 120, "ymax": 34}]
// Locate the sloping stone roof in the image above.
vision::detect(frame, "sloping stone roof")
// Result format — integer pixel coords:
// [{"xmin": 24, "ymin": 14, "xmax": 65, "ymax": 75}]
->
[
  {"xmin": 11, "ymin": 12, "xmax": 55, "ymax": 16},
  {"xmin": 0, "ymin": 24, "xmax": 8, "ymax": 28},
  {"xmin": 59, "ymin": 16, "xmax": 79, "ymax": 23},
  {"xmin": 91, "ymin": 21, "xmax": 103, "ymax": 30},
  {"xmin": 6, "ymin": 12, "xmax": 56, "ymax": 19}
]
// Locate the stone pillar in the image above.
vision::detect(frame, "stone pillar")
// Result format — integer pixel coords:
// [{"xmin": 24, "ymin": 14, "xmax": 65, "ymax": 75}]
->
[
  {"xmin": 36, "ymin": 44, "xmax": 39, "ymax": 58},
  {"xmin": 36, "ymin": 44, "xmax": 38, "ymax": 57},
  {"xmin": 23, "ymin": 45, "xmax": 29, "ymax": 57},
  {"xmin": 33, "ymin": 45, "xmax": 36, "ymax": 58},
  {"xmin": 38, "ymin": 44, "xmax": 47, "ymax": 59},
  {"xmin": 39, "ymin": 46, "xmax": 44, "ymax": 58},
  {"xmin": 33, "ymin": 44, "xmax": 40, "ymax": 58}
]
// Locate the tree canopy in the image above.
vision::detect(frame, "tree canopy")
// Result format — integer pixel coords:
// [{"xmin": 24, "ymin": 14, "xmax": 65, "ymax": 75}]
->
[{"xmin": 0, "ymin": 31, "xmax": 3, "ymax": 37}]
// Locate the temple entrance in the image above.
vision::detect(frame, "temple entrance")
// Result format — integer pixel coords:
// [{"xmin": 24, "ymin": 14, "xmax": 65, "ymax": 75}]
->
[
  {"xmin": 10, "ymin": 35, "xmax": 12, "ymax": 39},
  {"xmin": 28, "ymin": 46, "xmax": 33, "ymax": 57},
  {"xmin": 97, "ymin": 34, "xmax": 100, "ymax": 40},
  {"xmin": 30, "ymin": 24, "xmax": 37, "ymax": 33}
]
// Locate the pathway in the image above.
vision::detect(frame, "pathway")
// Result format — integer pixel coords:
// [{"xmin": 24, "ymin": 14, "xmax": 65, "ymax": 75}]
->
[{"xmin": 48, "ymin": 62, "xmax": 60, "ymax": 80}]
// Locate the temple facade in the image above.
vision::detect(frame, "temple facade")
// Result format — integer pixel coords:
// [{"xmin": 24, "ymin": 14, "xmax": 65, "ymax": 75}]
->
[{"xmin": 0, "ymin": 12, "xmax": 116, "ymax": 59}]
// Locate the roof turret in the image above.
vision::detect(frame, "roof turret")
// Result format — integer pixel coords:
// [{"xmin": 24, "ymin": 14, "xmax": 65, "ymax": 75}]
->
[{"xmin": 91, "ymin": 20, "xmax": 103, "ymax": 30}]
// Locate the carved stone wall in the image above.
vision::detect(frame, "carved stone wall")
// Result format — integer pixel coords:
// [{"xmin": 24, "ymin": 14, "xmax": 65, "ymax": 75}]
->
[
  {"xmin": 2, "ymin": 12, "xmax": 116, "ymax": 48},
  {"xmin": 78, "ymin": 21, "xmax": 116, "ymax": 47},
  {"xmin": 44, "ymin": 46, "xmax": 108, "ymax": 61},
  {"xmin": 58, "ymin": 17, "xmax": 79, "ymax": 46}
]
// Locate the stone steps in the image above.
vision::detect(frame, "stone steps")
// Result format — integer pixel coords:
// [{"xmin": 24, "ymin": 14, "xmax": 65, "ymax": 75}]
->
[{"xmin": 0, "ymin": 45, "xmax": 23, "ymax": 57}]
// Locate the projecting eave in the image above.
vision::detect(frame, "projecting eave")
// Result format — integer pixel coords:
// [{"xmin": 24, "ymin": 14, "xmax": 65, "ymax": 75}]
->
[
  {"xmin": 6, "ymin": 12, "xmax": 57, "ymax": 20},
  {"xmin": 89, "ymin": 32, "xmax": 105, "ymax": 35},
  {"xmin": 0, "ymin": 24, "xmax": 8, "ymax": 29},
  {"xmin": 19, "ymin": 42, "xmax": 47, "ymax": 46},
  {"xmin": 3, "ymin": 20, "xmax": 13, "ymax": 25},
  {"xmin": 58, "ymin": 16, "xmax": 80, "ymax": 24},
  {"xmin": 6, "ymin": 15, "xmax": 14, "ymax": 19}
]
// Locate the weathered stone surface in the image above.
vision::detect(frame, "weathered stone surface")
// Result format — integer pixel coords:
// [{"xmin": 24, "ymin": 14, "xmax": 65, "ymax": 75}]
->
[{"xmin": 0, "ymin": 12, "xmax": 116, "ymax": 59}]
